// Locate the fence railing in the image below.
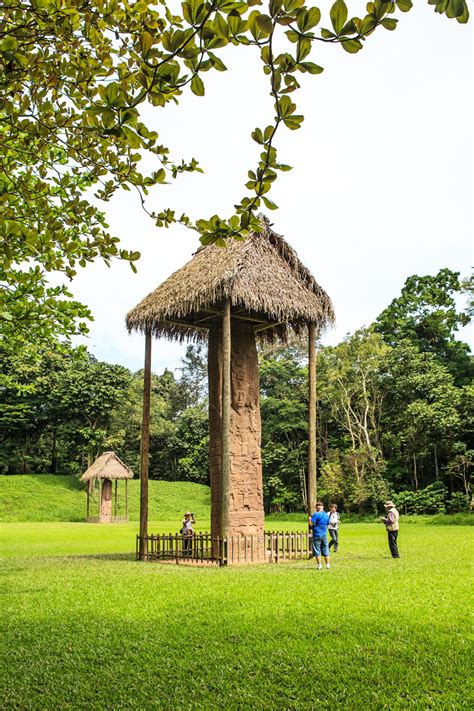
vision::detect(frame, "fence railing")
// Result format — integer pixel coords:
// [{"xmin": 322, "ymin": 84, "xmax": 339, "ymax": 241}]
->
[{"xmin": 136, "ymin": 530, "xmax": 312, "ymax": 565}]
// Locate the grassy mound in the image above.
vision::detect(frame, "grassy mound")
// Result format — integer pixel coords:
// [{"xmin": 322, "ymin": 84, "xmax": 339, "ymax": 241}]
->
[{"xmin": 0, "ymin": 475, "xmax": 211, "ymax": 523}]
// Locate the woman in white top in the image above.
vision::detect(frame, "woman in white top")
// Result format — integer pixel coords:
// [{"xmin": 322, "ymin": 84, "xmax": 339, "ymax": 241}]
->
[
  {"xmin": 328, "ymin": 504, "xmax": 340, "ymax": 553},
  {"xmin": 181, "ymin": 512, "xmax": 195, "ymax": 556}
]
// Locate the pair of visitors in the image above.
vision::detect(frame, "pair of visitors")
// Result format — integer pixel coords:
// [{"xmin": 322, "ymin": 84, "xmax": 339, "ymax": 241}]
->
[{"xmin": 309, "ymin": 502, "xmax": 340, "ymax": 569}]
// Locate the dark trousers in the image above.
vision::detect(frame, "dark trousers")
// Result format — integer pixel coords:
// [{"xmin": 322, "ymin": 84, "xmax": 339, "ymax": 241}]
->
[
  {"xmin": 328, "ymin": 528, "xmax": 338, "ymax": 552},
  {"xmin": 388, "ymin": 530, "xmax": 400, "ymax": 558},
  {"xmin": 183, "ymin": 535, "xmax": 193, "ymax": 556}
]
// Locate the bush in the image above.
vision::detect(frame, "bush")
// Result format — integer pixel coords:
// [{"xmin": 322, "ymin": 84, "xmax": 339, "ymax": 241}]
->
[
  {"xmin": 446, "ymin": 492, "xmax": 470, "ymax": 514},
  {"xmin": 427, "ymin": 513, "xmax": 473, "ymax": 526},
  {"xmin": 395, "ymin": 482, "xmax": 446, "ymax": 515}
]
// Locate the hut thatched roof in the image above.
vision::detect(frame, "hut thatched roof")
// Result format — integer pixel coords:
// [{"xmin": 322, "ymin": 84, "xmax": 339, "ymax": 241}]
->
[
  {"xmin": 80, "ymin": 452, "xmax": 133, "ymax": 481},
  {"xmin": 126, "ymin": 216, "xmax": 335, "ymax": 342}
]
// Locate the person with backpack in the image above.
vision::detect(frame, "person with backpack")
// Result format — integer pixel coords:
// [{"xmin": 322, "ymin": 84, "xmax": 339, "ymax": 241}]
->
[
  {"xmin": 328, "ymin": 503, "xmax": 340, "ymax": 553},
  {"xmin": 309, "ymin": 502, "xmax": 331, "ymax": 569}
]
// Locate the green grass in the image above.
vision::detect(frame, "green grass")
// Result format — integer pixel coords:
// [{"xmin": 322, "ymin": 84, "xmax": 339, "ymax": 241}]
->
[
  {"xmin": 1, "ymin": 521, "xmax": 472, "ymax": 709},
  {"xmin": 0, "ymin": 475, "xmax": 211, "ymax": 523}
]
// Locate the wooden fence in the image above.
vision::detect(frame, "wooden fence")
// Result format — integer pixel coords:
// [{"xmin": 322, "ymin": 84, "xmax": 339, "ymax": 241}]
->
[{"xmin": 136, "ymin": 530, "xmax": 312, "ymax": 565}]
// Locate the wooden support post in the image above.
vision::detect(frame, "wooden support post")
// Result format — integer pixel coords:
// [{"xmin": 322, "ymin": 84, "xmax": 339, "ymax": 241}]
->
[
  {"xmin": 308, "ymin": 322, "xmax": 317, "ymax": 516},
  {"xmin": 125, "ymin": 479, "xmax": 128, "ymax": 520},
  {"xmin": 139, "ymin": 328, "xmax": 152, "ymax": 561},
  {"xmin": 221, "ymin": 297, "xmax": 231, "ymax": 540},
  {"xmin": 86, "ymin": 483, "xmax": 90, "ymax": 520},
  {"xmin": 114, "ymin": 479, "xmax": 117, "ymax": 518},
  {"xmin": 98, "ymin": 480, "xmax": 101, "ymax": 517}
]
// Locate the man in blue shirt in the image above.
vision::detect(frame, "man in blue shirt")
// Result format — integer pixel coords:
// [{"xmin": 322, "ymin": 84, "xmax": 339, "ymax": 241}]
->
[{"xmin": 309, "ymin": 502, "xmax": 331, "ymax": 569}]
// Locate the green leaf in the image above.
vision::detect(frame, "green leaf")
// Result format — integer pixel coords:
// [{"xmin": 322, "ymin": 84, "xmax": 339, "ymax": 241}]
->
[
  {"xmin": 251, "ymin": 128, "xmax": 264, "ymax": 144},
  {"xmin": 359, "ymin": 15, "xmax": 377, "ymax": 34},
  {"xmin": 240, "ymin": 211, "xmax": 250, "ymax": 229},
  {"xmin": 300, "ymin": 62, "xmax": 324, "ymax": 74},
  {"xmin": 381, "ymin": 18, "xmax": 398, "ymax": 30},
  {"xmin": 306, "ymin": 7, "xmax": 322, "ymax": 28},
  {"xmin": 262, "ymin": 196, "xmax": 278, "ymax": 210},
  {"xmin": 140, "ymin": 31, "xmax": 153, "ymax": 57},
  {"xmin": 269, "ymin": 0, "xmax": 284, "ymax": 16},
  {"xmin": 330, "ymin": 1, "xmax": 348, "ymax": 34},
  {"xmin": 278, "ymin": 95, "xmax": 295, "ymax": 117},
  {"xmin": 1, "ymin": 36, "xmax": 17, "ymax": 52},
  {"xmin": 122, "ymin": 126, "xmax": 141, "ymax": 149},
  {"xmin": 104, "ymin": 82, "xmax": 120, "ymax": 106},
  {"xmin": 341, "ymin": 38, "xmax": 363, "ymax": 53},
  {"xmin": 321, "ymin": 28, "xmax": 336, "ymax": 39},
  {"xmin": 297, "ymin": 38, "xmax": 311, "ymax": 61},
  {"xmin": 446, "ymin": 0, "xmax": 465, "ymax": 18},
  {"xmin": 256, "ymin": 14, "xmax": 273, "ymax": 34},
  {"xmin": 191, "ymin": 75, "xmax": 205, "ymax": 96},
  {"xmin": 283, "ymin": 114, "xmax": 304, "ymax": 129},
  {"xmin": 134, "ymin": 2, "xmax": 148, "ymax": 14},
  {"xmin": 395, "ymin": 0, "xmax": 413, "ymax": 10}
]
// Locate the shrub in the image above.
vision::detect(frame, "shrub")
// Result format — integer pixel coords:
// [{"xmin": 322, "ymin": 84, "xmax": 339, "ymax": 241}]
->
[{"xmin": 395, "ymin": 482, "xmax": 446, "ymax": 515}]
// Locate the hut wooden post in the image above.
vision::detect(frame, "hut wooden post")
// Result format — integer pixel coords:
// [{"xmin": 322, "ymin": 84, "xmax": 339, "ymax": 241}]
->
[
  {"xmin": 114, "ymin": 480, "xmax": 118, "ymax": 518},
  {"xmin": 98, "ymin": 480, "xmax": 101, "ymax": 517},
  {"xmin": 139, "ymin": 328, "xmax": 152, "ymax": 560},
  {"xmin": 221, "ymin": 298, "xmax": 231, "ymax": 539},
  {"xmin": 308, "ymin": 322, "xmax": 317, "ymax": 514},
  {"xmin": 86, "ymin": 482, "xmax": 90, "ymax": 519},
  {"xmin": 125, "ymin": 478, "xmax": 129, "ymax": 520}
]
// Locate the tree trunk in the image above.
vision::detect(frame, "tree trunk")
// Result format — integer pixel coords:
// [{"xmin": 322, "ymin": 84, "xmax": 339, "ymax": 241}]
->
[
  {"xmin": 434, "ymin": 444, "xmax": 439, "ymax": 481},
  {"xmin": 50, "ymin": 428, "xmax": 57, "ymax": 474},
  {"xmin": 413, "ymin": 453, "xmax": 419, "ymax": 491}
]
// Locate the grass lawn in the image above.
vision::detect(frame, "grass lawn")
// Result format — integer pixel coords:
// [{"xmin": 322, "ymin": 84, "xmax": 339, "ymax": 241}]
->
[{"xmin": 1, "ymin": 520, "xmax": 472, "ymax": 709}]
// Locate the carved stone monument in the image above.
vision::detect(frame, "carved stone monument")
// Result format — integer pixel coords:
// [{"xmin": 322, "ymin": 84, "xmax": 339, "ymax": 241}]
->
[{"xmin": 209, "ymin": 320, "xmax": 264, "ymax": 541}]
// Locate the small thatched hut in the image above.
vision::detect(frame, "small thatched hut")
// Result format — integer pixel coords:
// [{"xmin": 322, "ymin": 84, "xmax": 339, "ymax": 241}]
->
[
  {"xmin": 81, "ymin": 451, "xmax": 133, "ymax": 523},
  {"xmin": 127, "ymin": 216, "xmax": 334, "ymax": 560}
]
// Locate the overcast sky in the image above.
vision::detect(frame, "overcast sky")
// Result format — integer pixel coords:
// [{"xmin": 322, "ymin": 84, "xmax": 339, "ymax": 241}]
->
[{"xmin": 69, "ymin": 1, "xmax": 472, "ymax": 374}]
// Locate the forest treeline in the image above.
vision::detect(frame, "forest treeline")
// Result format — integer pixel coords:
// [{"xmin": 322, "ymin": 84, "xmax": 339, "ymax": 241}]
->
[{"xmin": 1, "ymin": 268, "xmax": 472, "ymax": 514}]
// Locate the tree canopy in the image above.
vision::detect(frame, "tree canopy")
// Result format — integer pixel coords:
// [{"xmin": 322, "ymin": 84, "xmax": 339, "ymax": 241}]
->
[{"xmin": 1, "ymin": 0, "xmax": 469, "ymax": 345}]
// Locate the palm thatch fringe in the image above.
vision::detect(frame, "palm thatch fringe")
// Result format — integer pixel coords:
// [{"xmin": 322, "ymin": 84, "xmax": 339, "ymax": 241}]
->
[
  {"xmin": 126, "ymin": 215, "xmax": 335, "ymax": 343},
  {"xmin": 81, "ymin": 451, "xmax": 133, "ymax": 481}
]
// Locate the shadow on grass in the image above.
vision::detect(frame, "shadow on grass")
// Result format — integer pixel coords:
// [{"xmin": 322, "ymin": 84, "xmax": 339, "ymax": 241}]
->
[{"xmin": 58, "ymin": 552, "xmax": 136, "ymax": 562}]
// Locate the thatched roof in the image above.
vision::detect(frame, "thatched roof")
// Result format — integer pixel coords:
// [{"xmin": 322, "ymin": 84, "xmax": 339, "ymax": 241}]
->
[
  {"xmin": 126, "ymin": 216, "xmax": 334, "ymax": 343},
  {"xmin": 81, "ymin": 452, "xmax": 133, "ymax": 481}
]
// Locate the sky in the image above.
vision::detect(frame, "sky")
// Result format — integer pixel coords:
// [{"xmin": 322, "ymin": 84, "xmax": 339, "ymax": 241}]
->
[{"xmin": 68, "ymin": 1, "xmax": 472, "ymax": 374}]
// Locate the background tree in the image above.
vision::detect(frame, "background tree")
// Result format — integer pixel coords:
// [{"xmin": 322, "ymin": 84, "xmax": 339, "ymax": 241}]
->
[
  {"xmin": 260, "ymin": 344, "xmax": 309, "ymax": 510},
  {"xmin": 317, "ymin": 329, "xmax": 389, "ymax": 512},
  {"xmin": 375, "ymin": 268, "xmax": 472, "ymax": 384},
  {"xmin": 380, "ymin": 341, "xmax": 462, "ymax": 490}
]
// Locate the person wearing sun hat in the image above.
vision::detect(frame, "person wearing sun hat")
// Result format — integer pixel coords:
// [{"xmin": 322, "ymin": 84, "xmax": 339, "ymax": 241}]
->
[
  {"xmin": 380, "ymin": 501, "xmax": 400, "ymax": 558},
  {"xmin": 180, "ymin": 511, "xmax": 195, "ymax": 556}
]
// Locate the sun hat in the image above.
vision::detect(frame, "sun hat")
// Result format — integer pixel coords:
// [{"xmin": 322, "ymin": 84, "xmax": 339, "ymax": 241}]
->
[{"xmin": 384, "ymin": 501, "xmax": 395, "ymax": 508}]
